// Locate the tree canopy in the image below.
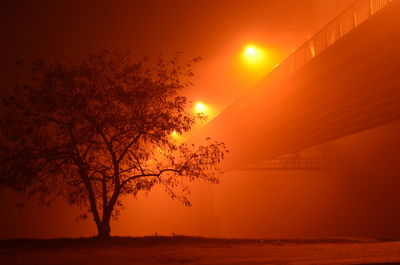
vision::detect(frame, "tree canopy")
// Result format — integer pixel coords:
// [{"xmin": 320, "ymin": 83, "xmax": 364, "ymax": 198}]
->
[{"xmin": 0, "ymin": 50, "xmax": 227, "ymax": 237}]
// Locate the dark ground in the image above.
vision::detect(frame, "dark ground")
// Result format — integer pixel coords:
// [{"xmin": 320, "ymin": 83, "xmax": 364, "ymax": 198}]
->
[{"xmin": 1, "ymin": 236, "xmax": 400, "ymax": 265}]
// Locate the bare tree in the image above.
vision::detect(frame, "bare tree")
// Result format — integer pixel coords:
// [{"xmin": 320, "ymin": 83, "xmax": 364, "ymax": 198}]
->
[{"xmin": 0, "ymin": 50, "xmax": 227, "ymax": 238}]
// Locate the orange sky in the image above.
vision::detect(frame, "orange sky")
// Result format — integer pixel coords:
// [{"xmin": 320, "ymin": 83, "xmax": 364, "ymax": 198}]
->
[
  {"xmin": 6, "ymin": 0, "xmax": 399, "ymax": 240},
  {"xmin": 0, "ymin": 0, "xmax": 354, "ymax": 109}
]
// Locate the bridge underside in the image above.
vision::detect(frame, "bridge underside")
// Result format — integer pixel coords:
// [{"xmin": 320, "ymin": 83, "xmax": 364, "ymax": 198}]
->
[{"xmin": 201, "ymin": 1, "xmax": 400, "ymax": 171}]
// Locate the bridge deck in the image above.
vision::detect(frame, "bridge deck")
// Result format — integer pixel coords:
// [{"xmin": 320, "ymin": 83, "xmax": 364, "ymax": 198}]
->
[{"xmin": 199, "ymin": 0, "xmax": 400, "ymax": 170}]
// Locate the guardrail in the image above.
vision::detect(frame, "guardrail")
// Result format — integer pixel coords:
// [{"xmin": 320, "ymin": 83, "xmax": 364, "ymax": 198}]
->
[{"xmin": 275, "ymin": 0, "xmax": 393, "ymax": 77}]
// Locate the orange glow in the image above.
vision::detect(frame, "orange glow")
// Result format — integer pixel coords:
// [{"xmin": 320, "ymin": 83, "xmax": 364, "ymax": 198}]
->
[
  {"xmin": 170, "ymin": 130, "xmax": 179, "ymax": 138},
  {"xmin": 245, "ymin": 46, "xmax": 256, "ymax": 56},
  {"xmin": 170, "ymin": 130, "xmax": 183, "ymax": 143},
  {"xmin": 7, "ymin": 0, "xmax": 400, "ymax": 245},
  {"xmin": 235, "ymin": 43, "xmax": 278, "ymax": 85},
  {"xmin": 194, "ymin": 102, "xmax": 208, "ymax": 115},
  {"xmin": 242, "ymin": 44, "xmax": 266, "ymax": 64},
  {"xmin": 192, "ymin": 102, "xmax": 220, "ymax": 124}
]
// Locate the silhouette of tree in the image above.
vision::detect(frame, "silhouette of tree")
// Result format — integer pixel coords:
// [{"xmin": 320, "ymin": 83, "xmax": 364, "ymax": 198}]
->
[{"xmin": 0, "ymin": 50, "xmax": 227, "ymax": 238}]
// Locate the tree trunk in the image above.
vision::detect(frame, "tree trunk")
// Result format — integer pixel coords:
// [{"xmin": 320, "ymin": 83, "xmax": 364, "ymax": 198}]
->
[{"xmin": 96, "ymin": 220, "xmax": 111, "ymax": 238}]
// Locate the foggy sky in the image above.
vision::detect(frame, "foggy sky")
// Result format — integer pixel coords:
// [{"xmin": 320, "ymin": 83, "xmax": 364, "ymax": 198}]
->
[
  {"xmin": 0, "ymin": 0, "xmax": 354, "ymax": 107},
  {"xmin": 2, "ymin": 0, "xmax": 387, "ymax": 239}
]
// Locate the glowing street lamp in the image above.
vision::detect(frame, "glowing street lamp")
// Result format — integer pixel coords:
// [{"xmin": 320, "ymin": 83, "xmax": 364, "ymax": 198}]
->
[
  {"xmin": 170, "ymin": 130, "xmax": 179, "ymax": 138},
  {"xmin": 194, "ymin": 102, "xmax": 207, "ymax": 115},
  {"xmin": 242, "ymin": 44, "xmax": 266, "ymax": 64},
  {"xmin": 170, "ymin": 130, "xmax": 183, "ymax": 143},
  {"xmin": 237, "ymin": 43, "xmax": 275, "ymax": 84}
]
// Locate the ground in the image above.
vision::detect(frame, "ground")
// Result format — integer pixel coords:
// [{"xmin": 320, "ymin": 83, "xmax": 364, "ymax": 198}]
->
[{"xmin": 1, "ymin": 237, "xmax": 400, "ymax": 265}]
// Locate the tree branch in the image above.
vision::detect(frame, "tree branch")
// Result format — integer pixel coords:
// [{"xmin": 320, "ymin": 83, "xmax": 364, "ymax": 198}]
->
[{"xmin": 121, "ymin": 168, "xmax": 181, "ymax": 187}]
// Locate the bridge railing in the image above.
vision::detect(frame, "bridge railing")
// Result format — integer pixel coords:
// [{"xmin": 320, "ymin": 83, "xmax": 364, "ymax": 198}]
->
[
  {"xmin": 244, "ymin": 0, "xmax": 393, "ymax": 171},
  {"xmin": 275, "ymin": 0, "xmax": 393, "ymax": 77}
]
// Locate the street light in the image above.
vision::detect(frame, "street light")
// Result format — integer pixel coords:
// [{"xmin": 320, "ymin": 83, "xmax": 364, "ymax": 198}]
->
[
  {"xmin": 194, "ymin": 102, "xmax": 207, "ymax": 115},
  {"xmin": 242, "ymin": 44, "xmax": 266, "ymax": 64}
]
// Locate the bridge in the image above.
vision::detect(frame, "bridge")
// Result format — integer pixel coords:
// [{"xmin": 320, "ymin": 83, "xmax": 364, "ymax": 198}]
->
[{"xmin": 196, "ymin": 0, "xmax": 400, "ymax": 171}]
